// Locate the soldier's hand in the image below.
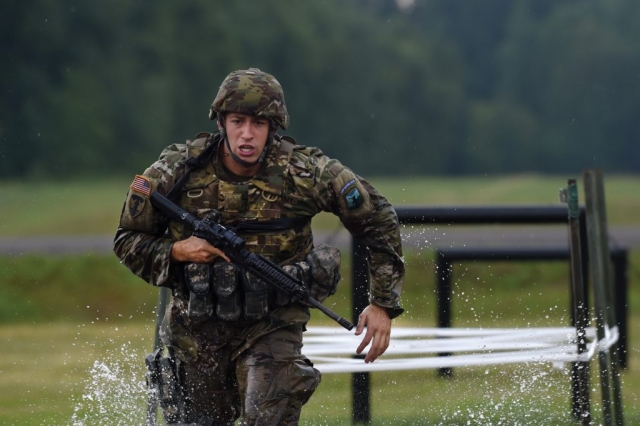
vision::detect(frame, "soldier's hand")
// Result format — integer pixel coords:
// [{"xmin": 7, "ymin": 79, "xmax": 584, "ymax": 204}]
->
[
  {"xmin": 354, "ymin": 304, "xmax": 391, "ymax": 363},
  {"xmin": 171, "ymin": 236, "xmax": 231, "ymax": 263}
]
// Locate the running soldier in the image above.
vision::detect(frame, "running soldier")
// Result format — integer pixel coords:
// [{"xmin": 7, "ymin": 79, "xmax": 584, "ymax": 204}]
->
[{"xmin": 114, "ymin": 68, "xmax": 404, "ymax": 425}]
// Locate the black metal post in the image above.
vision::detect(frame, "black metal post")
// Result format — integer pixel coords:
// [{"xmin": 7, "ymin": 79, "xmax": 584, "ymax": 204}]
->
[
  {"xmin": 565, "ymin": 179, "xmax": 592, "ymax": 424},
  {"xmin": 590, "ymin": 170, "xmax": 624, "ymax": 426},
  {"xmin": 579, "ymin": 208, "xmax": 591, "ymax": 312},
  {"xmin": 612, "ymin": 251, "xmax": 629, "ymax": 370},
  {"xmin": 435, "ymin": 253, "xmax": 453, "ymax": 377},
  {"xmin": 584, "ymin": 169, "xmax": 621, "ymax": 426},
  {"xmin": 351, "ymin": 237, "xmax": 371, "ymax": 425}
]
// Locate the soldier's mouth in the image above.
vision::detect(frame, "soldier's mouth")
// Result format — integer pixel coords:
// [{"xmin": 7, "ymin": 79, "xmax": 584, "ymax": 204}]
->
[{"xmin": 238, "ymin": 145, "xmax": 255, "ymax": 155}]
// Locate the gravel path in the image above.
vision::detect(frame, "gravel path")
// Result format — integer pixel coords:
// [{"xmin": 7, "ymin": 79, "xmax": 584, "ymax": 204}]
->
[{"xmin": 1, "ymin": 226, "xmax": 638, "ymax": 256}]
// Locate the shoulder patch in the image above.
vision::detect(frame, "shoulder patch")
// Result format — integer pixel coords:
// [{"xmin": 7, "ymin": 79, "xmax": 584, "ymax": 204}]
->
[
  {"xmin": 128, "ymin": 193, "xmax": 146, "ymax": 217},
  {"xmin": 130, "ymin": 175, "xmax": 151, "ymax": 196},
  {"xmin": 331, "ymin": 168, "xmax": 374, "ymax": 221},
  {"xmin": 341, "ymin": 181, "xmax": 364, "ymax": 210}
]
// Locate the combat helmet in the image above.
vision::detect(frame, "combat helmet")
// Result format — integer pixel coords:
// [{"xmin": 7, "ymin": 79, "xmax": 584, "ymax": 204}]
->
[{"xmin": 209, "ymin": 68, "xmax": 290, "ymax": 130}]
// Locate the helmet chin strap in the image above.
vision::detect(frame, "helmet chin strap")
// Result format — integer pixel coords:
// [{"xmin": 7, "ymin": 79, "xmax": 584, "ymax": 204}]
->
[{"xmin": 218, "ymin": 117, "xmax": 277, "ymax": 168}]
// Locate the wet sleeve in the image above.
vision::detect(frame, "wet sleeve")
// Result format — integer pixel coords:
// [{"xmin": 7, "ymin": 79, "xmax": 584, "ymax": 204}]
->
[
  {"xmin": 312, "ymin": 154, "xmax": 405, "ymax": 318},
  {"xmin": 113, "ymin": 144, "xmax": 185, "ymax": 288}
]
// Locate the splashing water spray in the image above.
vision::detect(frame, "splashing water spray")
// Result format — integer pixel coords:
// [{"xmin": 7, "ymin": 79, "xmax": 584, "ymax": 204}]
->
[{"xmin": 71, "ymin": 342, "xmax": 148, "ymax": 426}]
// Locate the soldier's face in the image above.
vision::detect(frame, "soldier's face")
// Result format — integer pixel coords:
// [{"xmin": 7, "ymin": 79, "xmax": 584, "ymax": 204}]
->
[{"xmin": 222, "ymin": 113, "xmax": 270, "ymax": 175}]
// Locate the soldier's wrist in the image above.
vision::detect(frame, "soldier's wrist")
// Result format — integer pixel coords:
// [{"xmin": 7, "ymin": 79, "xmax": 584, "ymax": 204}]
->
[
  {"xmin": 170, "ymin": 240, "xmax": 185, "ymax": 262},
  {"xmin": 370, "ymin": 298, "xmax": 404, "ymax": 320}
]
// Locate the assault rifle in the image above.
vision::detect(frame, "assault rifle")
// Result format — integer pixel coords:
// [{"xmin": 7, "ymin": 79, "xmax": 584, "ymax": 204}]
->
[{"xmin": 149, "ymin": 191, "xmax": 354, "ymax": 330}]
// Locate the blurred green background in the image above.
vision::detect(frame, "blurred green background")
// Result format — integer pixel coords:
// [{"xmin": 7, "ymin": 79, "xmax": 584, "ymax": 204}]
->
[
  {"xmin": 2, "ymin": 0, "xmax": 640, "ymax": 424},
  {"xmin": 2, "ymin": 0, "xmax": 640, "ymax": 179}
]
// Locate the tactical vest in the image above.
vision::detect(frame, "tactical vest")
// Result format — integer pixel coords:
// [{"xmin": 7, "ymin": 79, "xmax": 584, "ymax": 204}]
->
[{"xmin": 169, "ymin": 134, "xmax": 314, "ymax": 321}]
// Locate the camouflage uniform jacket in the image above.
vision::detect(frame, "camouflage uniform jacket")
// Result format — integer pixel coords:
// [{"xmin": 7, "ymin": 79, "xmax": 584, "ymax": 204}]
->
[{"xmin": 114, "ymin": 133, "xmax": 404, "ymax": 323}]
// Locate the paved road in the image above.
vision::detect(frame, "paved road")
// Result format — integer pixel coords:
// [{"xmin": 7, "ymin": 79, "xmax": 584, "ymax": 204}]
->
[{"xmin": 1, "ymin": 225, "xmax": 639, "ymax": 256}]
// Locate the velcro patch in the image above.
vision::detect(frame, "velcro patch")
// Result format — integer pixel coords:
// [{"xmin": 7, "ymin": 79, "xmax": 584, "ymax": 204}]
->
[
  {"xmin": 128, "ymin": 194, "xmax": 146, "ymax": 218},
  {"xmin": 130, "ymin": 175, "xmax": 151, "ymax": 196}
]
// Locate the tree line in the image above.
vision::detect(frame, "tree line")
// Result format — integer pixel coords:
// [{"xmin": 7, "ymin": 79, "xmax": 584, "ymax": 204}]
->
[{"xmin": 2, "ymin": 0, "xmax": 639, "ymax": 179}]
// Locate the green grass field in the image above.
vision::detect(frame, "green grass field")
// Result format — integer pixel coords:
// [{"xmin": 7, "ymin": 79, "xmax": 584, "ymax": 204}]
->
[
  {"xmin": 1, "ymin": 174, "xmax": 639, "ymax": 236},
  {"xmin": 1, "ymin": 175, "xmax": 639, "ymax": 424},
  {"xmin": 2, "ymin": 253, "xmax": 639, "ymax": 424}
]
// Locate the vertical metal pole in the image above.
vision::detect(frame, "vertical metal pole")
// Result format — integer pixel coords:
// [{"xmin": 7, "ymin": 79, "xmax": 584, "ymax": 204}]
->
[
  {"xmin": 583, "ymin": 169, "xmax": 624, "ymax": 426},
  {"xmin": 612, "ymin": 251, "xmax": 628, "ymax": 370},
  {"xmin": 592, "ymin": 170, "xmax": 625, "ymax": 426},
  {"xmin": 579, "ymin": 208, "xmax": 590, "ymax": 311},
  {"xmin": 435, "ymin": 253, "xmax": 453, "ymax": 377},
  {"xmin": 563, "ymin": 180, "xmax": 591, "ymax": 424},
  {"xmin": 351, "ymin": 237, "xmax": 371, "ymax": 424}
]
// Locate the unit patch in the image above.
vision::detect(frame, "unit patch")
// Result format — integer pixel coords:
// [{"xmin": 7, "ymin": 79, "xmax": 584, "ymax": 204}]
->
[
  {"xmin": 130, "ymin": 175, "xmax": 151, "ymax": 196},
  {"xmin": 129, "ymin": 194, "xmax": 146, "ymax": 217},
  {"xmin": 340, "ymin": 179, "xmax": 363, "ymax": 210},
  {"xmin": 345, "ymin": 187, "xmax": 364, "ymax": 210}
]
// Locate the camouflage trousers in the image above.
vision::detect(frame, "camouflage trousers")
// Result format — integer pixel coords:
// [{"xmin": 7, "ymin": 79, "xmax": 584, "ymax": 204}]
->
[{"xmin": 167, "ymin": 324, "xmax": 321, "ymax": 425}]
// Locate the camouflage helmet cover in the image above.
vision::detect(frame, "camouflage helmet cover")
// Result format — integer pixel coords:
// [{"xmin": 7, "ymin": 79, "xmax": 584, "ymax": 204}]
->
[{"xmin": 209, "ymin": 68, "xmax": 290, "ymax": 130}]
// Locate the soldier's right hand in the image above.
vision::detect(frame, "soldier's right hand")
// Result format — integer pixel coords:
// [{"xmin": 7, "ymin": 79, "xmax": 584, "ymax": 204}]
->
[{"xmin": 170, "ymin": 236, "xmax": 231, "ymax": 263}]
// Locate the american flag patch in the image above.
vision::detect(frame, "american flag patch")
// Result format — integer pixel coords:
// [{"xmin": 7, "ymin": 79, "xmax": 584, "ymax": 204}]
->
[{"xmin": 130, "ymin": 175, "xmax": 151, "ymax": 196}]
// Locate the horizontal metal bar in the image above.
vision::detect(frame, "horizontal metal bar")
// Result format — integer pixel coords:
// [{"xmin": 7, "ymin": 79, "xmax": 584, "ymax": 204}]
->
[
  {"xmin": 436, "ymin": 246, "xmax": 626, "ymax": 261},
  {"xmin": 396, "ymin": 205, "xmax": 585, "ymax": 225}
]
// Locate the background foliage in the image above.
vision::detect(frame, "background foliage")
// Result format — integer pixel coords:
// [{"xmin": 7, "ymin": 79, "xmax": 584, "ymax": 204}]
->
[{"xmin": 3, "ymin": 0, "xmax": 639, "ymax": 179}]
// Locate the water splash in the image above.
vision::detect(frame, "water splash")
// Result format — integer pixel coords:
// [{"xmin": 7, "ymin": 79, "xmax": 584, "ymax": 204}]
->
[
  {"xmin": 435, "ymin": 364, "xmax": 573, "ymax": 425},
  {"xmin": 70, "ymin": 342, "xmax": 148, "ymax": 426}
]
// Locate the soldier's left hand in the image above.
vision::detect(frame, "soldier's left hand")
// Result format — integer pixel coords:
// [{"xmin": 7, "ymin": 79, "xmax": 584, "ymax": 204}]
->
[{"xmin": 355, "ymin": 304, "xmax": 391, "ymax": 363}]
